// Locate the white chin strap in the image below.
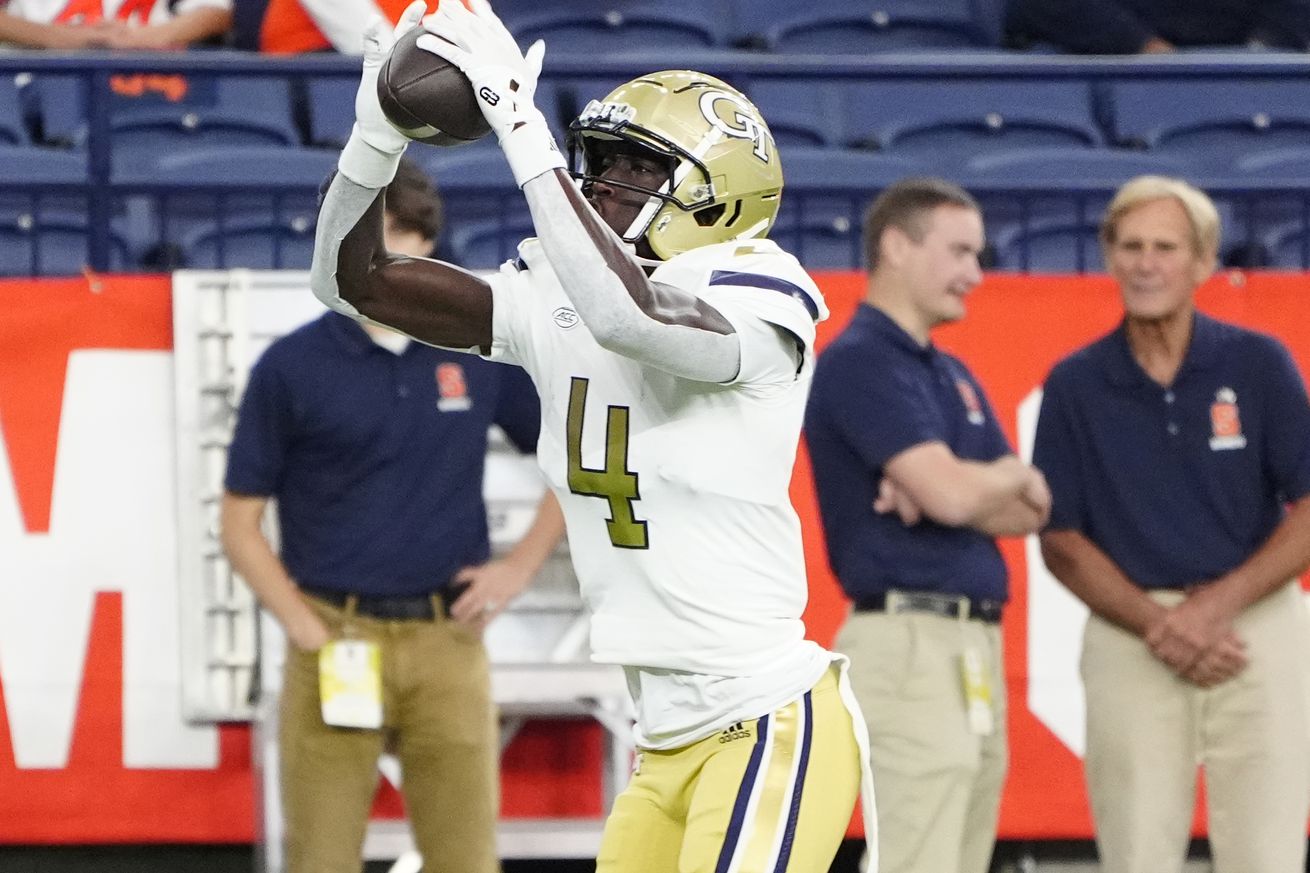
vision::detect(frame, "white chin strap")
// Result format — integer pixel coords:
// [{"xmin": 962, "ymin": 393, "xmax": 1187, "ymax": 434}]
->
[{"xmin": 621, "ymin": 186, "xmax": 668, "ymax": 243}]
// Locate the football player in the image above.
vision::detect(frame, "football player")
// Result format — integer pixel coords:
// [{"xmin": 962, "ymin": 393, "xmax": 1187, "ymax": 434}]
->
[{"xmin": 310, "ymin": 2, "xmax": 875, "ymax": 870}]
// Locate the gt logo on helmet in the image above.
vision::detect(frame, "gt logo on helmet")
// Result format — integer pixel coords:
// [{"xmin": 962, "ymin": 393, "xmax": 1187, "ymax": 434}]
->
[{"xmin": 698, "ymin": 91, "xmax": 770, "ymax": 163}]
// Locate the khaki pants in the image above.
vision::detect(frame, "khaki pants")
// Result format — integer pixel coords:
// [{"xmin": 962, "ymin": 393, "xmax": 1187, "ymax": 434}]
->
[
  {"xmin": 1082, "ymin": 582, "xmax": 1310, "ymax": 873},
  {"xmin": 279, "ymin": 596, "xmax": 500, "ymax": 873},
  {"xmin": 837, "ymin": 610, "xmax": 1007, "ymax": 873}
]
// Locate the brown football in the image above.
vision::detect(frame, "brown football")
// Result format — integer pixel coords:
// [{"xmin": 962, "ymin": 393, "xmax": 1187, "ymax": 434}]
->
[{"xmin": 377, "ymin": 26, "xmax": 491, "ymax": 147}]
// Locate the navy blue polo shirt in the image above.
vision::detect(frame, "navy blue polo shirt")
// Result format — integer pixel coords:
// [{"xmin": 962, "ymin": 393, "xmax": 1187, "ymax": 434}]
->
[
  {"xmin": 224, "ymin": 312, "xmax": 541, "ymax": 597},
  {"xmin": 805, "ymin": 304, "xmax": 1013, "ymax": 603},
  {"xmin": 1033, "ymin": 311, "xmax": 1310, "ymax": 589}
]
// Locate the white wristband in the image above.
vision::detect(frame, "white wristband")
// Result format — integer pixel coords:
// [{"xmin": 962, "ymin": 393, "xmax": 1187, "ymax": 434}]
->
[
  {"xmin": 500, "ymin": 113, "xmax": 567, "ymax": 188},
  {"xmin": 338, "ymin": 125, "xmax": 407, "ymax": 189}
]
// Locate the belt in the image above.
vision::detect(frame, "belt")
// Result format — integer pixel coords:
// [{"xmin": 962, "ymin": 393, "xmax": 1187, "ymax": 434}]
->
[
  {"xmin": 301, "ymin": 585, "xmax": 459, "ymax": 621},
  {"xmin": 854, "ymin": 589, "xmax": 1003, "ymax": 624}
]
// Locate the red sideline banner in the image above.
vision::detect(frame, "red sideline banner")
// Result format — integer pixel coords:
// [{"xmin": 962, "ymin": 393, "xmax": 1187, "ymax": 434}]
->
[{"xmin": 0, "ymin": 271, "xmax": 1306, "ymax": 844}]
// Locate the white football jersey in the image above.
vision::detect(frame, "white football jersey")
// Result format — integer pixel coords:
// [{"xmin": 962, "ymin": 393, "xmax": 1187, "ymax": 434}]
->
[
  {"xmin": 5, "ymin": 0, "xmax": 228, "ymax": 27},
  {"xmin": 486, "ymin": 237, "xmax": 833, "ymax": 744}
]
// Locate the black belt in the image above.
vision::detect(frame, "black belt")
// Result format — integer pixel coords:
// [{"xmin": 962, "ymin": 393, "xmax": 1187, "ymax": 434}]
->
[
  {"xmin": 854, "ymin": 589, "xmax": 1003, "ymax": 624},
  {"xmin": 301, "ymin": 585, "xmax": 461, "ymax": 621}
]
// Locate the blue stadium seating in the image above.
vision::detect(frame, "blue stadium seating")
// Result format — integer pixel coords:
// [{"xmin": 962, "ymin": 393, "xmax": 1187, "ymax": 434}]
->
[
  {"xmin": 1108, "ymin": 79, "xmax": 1310, "ymax": 171},
  {"xmin": 3, "ymin": 55, "xmax": 1310, "ymax": 278},
  {"xmin": 147, "ymin": 144, "xmax": 337, "ymax": 187},
  {"xmin": 497, "ymin": 0, "xmax": 731, "ymax": 52},
  {"xmin": 962, "ymin": 148, "xmax": 1194, "ymax": 245},
  {"xmin": 0, "ymin": 209, "xmax": 129, "ymax": 277},
  {"xmin": 0, "ymin": 76, "xmax": 30, "ymax": 145},
  {"xmin": 415, "ymin": 144, "xmax": 518, "ymax": 192},
  {"xmin": 747, "ymin": 80, "xmax": 844, "ymax": 148},
  {"xmin": 733, "ymin": 0, "xmax": 993, "ymax": 52},
  {"xmin": 32, "ymin": 75, "xmax": 300, "ymax": 175},
  {"xmin": 990, "ymin": 214, "xmax": 1103, "ymax": 273},
  {"xmin": 446, "ymin": 215, "xmax": 535, "ymax": 270},
  {"xmin": 1235, "ymin": 147, "xmax": 1310, "ymax": 179},
  {"xmin": 0, "ymin": 145, "xmax": 89, "ymax": 228},
  {"xmin": 304, "ymin": 77, "xmax": 358, "ymax": 149},
  {"xmin": 776, "ymin": 150, "xmax": 930, "ymax": 268},
  {"xmin": 748, "ymin": 79, "xmax": 1103, "ymax": 163},
  {"xmin": 0, "ymin": 144, "xmax": 86, "ymax": 184},
  {"xmin": 960, "ymin": 147, "xmax": 1192, "ymax": 182},
  {"xmin": 178, "ymin": 211, "xmax": 318, "ymax": 270},
  {"xmin": 1261, "ymin": 220, "xmax": 1310, "ymax": 269},
  {"xmin": 856, "ymin": 80, "xmax": 1103, "ymax": 159}
]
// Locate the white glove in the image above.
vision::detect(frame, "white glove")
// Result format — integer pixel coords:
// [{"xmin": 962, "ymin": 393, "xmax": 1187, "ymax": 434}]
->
[
  {"xmin": 416, "ymin": 0, "xmax": 565, "ymax": 187},
  {"xmin": 338, "ymin": 0, "xmax": 426, "ymax": 188}
]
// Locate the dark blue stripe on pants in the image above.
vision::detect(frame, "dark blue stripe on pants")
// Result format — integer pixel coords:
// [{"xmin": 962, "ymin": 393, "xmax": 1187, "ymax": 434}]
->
[
  {"xmin": 714, "ymin": 713, "xmax": 771, "ymax": 873},
  {"xmin": 772, "ymin": 690, "xmax": 814, "ymax": 872}
]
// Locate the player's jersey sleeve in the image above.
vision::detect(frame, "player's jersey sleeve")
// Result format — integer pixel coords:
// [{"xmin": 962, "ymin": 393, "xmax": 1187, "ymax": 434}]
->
[
  {"xmin": 484, "ymin": 256, "xmax": 538, "ymax": 368},
  {"xmin": 653, "ymin": 240, "xmax": 827, "ymax": 387}
]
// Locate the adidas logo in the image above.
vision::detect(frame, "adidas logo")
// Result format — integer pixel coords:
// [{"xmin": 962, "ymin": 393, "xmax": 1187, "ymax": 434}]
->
[{"xmin": 718, "ymin": 722, "xmax": 752, "ymax": 744}]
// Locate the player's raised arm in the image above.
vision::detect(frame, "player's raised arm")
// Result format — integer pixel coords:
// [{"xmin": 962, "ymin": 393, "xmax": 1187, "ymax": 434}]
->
[
  {"xmin": 311, "ymin": 2, "xmax": 494, "ymax": 353},
  {"xmin": 416, "ymin": 0, "xmax": 746, "ymax": 383}
]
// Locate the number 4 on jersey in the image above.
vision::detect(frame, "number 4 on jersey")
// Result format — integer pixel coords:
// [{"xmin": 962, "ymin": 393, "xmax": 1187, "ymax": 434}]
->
[{"xmin": 566, "ymin": 377, "xmax": 649, "ymax": 549}]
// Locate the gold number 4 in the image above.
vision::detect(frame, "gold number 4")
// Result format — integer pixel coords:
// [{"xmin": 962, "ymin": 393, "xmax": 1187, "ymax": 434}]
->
[{"xmin": 566, "ymin": 377, "xmax": 648, "ymax": 549}]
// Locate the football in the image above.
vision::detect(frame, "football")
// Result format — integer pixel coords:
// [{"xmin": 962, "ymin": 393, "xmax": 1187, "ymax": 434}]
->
[{"xmin": 377, "ymin": 26, "xmax": 491, "ymax": 147}]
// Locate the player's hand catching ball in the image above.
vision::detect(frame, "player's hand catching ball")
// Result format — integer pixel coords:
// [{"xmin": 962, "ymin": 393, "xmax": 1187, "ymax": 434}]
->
[
  {"xmin": 417, "ymin": 0, "xmax": 565, "ymax": 187},
  {"xmin": 337, "ymin": 0, "xmax": 425, "ymax": 188},
  {"xmin": 357, "ymin": 1, "xmax": 427, "ymax": 156}
]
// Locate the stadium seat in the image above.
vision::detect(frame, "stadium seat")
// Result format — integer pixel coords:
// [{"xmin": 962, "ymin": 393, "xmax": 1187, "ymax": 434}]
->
[
  {"xmin": 304, "ymin": 77, "xmax": 358, "ymax": 149},
  {"xmin": 855, "ymin": 79, "xmax": 1104, "ymax": 160},
  {"xmin": 416, "ymin": 144, "xmax": 518, "ymax": 190},
  {"xmin": 1108, "ymin": 79, "xmax": 1310, "ymax": 170},
  {"xmin": 1260, "ymin": 221, "xmax": 1310, "ymax": 269},
  {"xmin": 0, "ymin": 209, "xmax": 129, "ymax": 277},
  {"xmin": 122, "ymin": 146, "xmax": 336, "ymax": 266},
  {"xmin": 734, "ymin": 0, "xmax": 993, "ymax": 52},
  {"xmin": 1234, "ymin": 146, "xmax": 1310, "ymax": 179},
  {"xmin": 496, "ymin": 0, "xmax": 732, "ymax": 51},
  {"xmin": 961, "ymin": 147, "xmax": 1193, "ymax": 183},
  {"xmin": 178, "ymin": 211, "xmax": 319, "ymax": 270},
  {"xmin": 0, "ymin": 144, "xmax": 86, "ymax": 184},
  {"xmin": 990, "ymin": 215, "xmax": 1103, "ymax": 273},
  {"xmin": 756, "ymin": 150, "xmax": 923, "ymax": 269},
  {"xmin": 0, "ymin": 76, "xmax": 30, "ymax": 145},
  {"xmin": 746, "ymin": 80, "xmax": 845, "ymax": 148},
  {"xmin": 962, "ymin": 147, "xmax": 1190, "ymax": 230},
  {"xmin": 748, "ymin": 79, "xmax": 1103, "ymax": 159},
  {"xmin": 145, "ymin": 144, "xmax": 337, "ymax": 187},
  {"xmin": 31, "ymin": 75, "xmax": 300, "ymax": 172},
  {"xmin": 445, "ymin": 215, "xmax": 536, "ymax": 270},
  {"xmin": 0, "ymin": 145, "xmax": 89, "ymax": 228}
]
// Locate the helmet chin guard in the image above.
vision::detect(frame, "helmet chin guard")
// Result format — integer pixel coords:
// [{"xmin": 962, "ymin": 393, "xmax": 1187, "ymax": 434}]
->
[{"xmin": 568, "ymin": 70, "xmax": 784, "ymax": 261}]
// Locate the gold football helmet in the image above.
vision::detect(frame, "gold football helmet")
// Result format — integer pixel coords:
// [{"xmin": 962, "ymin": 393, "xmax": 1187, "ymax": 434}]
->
[{"xmin": 568, "ymin": 70, "xmax": 783, "ymax": 260}]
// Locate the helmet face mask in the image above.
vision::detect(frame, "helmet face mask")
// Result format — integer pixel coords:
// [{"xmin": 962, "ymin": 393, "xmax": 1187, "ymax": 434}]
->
[{"xmin": 567, "ymin": 70, "xmax": 783, "ymax": 261}]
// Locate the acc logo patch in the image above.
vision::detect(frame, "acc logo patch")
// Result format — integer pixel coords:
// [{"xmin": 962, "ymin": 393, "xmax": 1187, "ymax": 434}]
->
[
  {"xmin": 956, "ymin": 378, "xmax": 986, "ymax": 425},
  {"xmin": 1208, "ymin": 387, "xmax": 1246, "ymax": 450},
  {"xmin": 552, "ymin": 307, "xmax": 580, "ymax": 329},
  {"xmin": 435, "ymin": 362, "xmax": 472, "ymax": 412}
]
